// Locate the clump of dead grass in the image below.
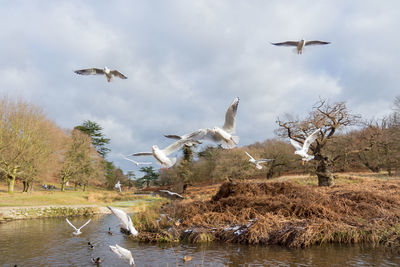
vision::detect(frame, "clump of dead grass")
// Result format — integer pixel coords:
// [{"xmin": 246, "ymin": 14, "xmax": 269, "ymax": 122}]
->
[{"xmin": 160, "ymin": 179, "xmax": 400, "ymax": 248}]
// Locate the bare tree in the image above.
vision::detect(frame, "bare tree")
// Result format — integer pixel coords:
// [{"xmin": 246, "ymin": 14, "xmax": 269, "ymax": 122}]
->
[{"xmin": 277, "ymin": 99, "xmax": 360, "ymax": 186}]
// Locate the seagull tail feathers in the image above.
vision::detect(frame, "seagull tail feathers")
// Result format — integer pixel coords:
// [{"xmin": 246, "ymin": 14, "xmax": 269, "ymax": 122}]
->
[{"xmin": 167, "ymin": 157, "xmax": 177, "ymax": 168}]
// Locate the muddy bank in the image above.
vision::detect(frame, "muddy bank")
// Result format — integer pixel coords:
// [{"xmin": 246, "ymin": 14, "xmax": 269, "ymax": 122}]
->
[
  {"xmin": 135, "ymin": 180, "xmax": 400, "ymax": 248},
  {"xmin": 0, "ymin": 205, "xmax": 110, "ymax": 222}
]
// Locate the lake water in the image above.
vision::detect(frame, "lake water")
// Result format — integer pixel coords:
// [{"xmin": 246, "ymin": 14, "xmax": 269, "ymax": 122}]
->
[{"xmin": 0, "ymin": 214, "xmax": 399, "ymax": 266}]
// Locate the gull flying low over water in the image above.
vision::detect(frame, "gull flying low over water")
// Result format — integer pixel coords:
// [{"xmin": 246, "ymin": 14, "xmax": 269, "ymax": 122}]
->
[
  {"xmin": 165, "ymin": 97, "xmax": 240, "ymax": 149},
  {"xmin": 74, "ymin": 67, "xmax": 127, "ymax": 82},
  {"xmin": 245, "ymin": 151, "xmax": 274, "ymax": 170},
  {"xmin": 123, "ymin": 156, "xmax": 152, "ymax": 166},
  {"xmin": 110, "ymin": 244, "xmax": 135, "ymax": 266},
  {"xmin": 131, "ymin": 138, "xmax": 195, "ymax": 169},
  {"xmin": 271, "ymin": 39, "xmax": 330, "ymax": 54},
  {"xmin": 65, "ymin": 218, "xmax": 91, "ymax": 235},
  {"xmin": 290, "ymin": 128, "xmax": 321, "ymax": 163},
  {"xmin": 107, "ymin": 206, "xmax": 138, "ymax": 236}
]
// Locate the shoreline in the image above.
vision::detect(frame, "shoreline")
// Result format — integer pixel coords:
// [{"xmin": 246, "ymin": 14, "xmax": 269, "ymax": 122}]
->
[{"xmin": 0, "ymin": 205, "xmax": 112, "ymax": 222}]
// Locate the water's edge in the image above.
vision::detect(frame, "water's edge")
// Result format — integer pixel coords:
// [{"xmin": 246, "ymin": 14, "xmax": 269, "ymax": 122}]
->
[{"xmin": 0, "ymin": 205, "xmax": 111, "ymax": 222}]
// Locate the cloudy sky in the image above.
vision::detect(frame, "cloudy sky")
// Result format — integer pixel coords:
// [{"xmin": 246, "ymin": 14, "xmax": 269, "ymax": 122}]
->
[{"xmin": 1, "ymin": 1, "xmax": 399, "ymax": 173}]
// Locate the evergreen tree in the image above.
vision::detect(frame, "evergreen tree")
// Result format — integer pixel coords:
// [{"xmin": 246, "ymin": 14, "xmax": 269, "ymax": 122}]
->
[{"xmin": 75, "ymin": 120, "xmax": 110, "ymax": 157}]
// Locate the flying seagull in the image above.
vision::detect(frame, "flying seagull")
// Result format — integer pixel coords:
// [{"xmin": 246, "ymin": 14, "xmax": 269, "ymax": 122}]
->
[
  {"xmin": 123, "ymin": 156, "xmax": 152, "ymax": 166},
  {"xmin": 74, "ymin": 67, "xmax": 127, "ymax": 82},
  {"xmin": 289, "ymin": 128, "xmax": 321, "ymax": 162},
  {"xmin": 131, "ymin": 138, "xmax": 195, "ymax": 169},
  {"xmin": 157, "ymin": 190, "xmax": 184, "ymax": 200},
  {"xmin": 110, "ymin": 244, "xmax": 135, "ymax": 266},
  {"xmin": 271, "ymin": 39, "xmax": 330, "ymax": 54},
  {"xmin": 65, "ymin": 218, "xmax": 91, "ymax": 235},
  {"xmin": 115, "ymin": 181, "xmax": 122, "ymax": 192},
  {"xmin": 165, "ymin": 97, "xmax": 240, "ymax": 149},
  {"xmin": 245, "ymin": 151, "xmax": 274, "ymax": 170},
  {"xmin": 107, "ymin": 206, "xmax": 138, "ymax": 236}
]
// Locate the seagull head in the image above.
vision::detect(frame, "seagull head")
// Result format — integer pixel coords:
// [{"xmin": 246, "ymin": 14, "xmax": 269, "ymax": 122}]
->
[
  {"xmin": 152, "ymin": 145, "xmax": 159, "ymax": 151},
  {"xmin": 103, "ymin": 67, "xmax": 110, "ymax": 73}
]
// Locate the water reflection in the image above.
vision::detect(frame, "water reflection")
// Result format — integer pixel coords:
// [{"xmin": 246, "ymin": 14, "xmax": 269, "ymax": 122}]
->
[{"xmin": 0, "ymin": 214, "xmax": 399, "ymax": 266}]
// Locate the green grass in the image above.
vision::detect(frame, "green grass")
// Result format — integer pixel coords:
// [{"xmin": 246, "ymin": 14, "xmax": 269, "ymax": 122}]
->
[{"xmin": 0, "ymin": 184, "xmax": 160, "ymax": 208}]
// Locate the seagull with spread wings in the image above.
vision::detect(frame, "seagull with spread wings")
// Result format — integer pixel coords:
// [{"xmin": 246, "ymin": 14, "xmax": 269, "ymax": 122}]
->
[
  {"xmin": 245, "ymin": 151, "xmax": 274, "ymax": 170},
  {"xmin": 74, "ymin": 67, "xmax": 127, "ymax": 82},
  {"xmin": 110, "ymin": 244, "xmax": 135, "ymax": 266},
  {"xmin": 289, "ymin": 128, "xmax": 321, "ymax": 162},
  {"xmin": 131, "ymin": 138, "xmax": 195, "ymax": 169},
  {"xmin": 271, "ymin": 39, "xmax": 330, "ymax": 54},
  {"xmin": 65, "ymin": 218, "xmax": 91, "ymax": 235},
  {"xmin": 164, "ymin": 97, "xmax": 240, "ymax": 149}
]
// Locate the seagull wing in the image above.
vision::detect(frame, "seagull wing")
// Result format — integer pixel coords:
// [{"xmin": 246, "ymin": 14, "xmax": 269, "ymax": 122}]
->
[
  {"xmin": 256, "ymin": 159, "xmax": 274, "ymax": 164},
  {"xmin": 303, "ymin": 128, "xmax": 321, "ymax": 151},
  {"xmin": 66, "ymin": 218, "xmax": 78, "ymax": 231},
  {"xmin": 164, "ymin": 134, "xmax": 182, "ymax": 140},
  {"xmin": 115, "ymin": 245, "xmax": 134, "ymax": 263},
  {"xmin": 110, "ymin": 245, "xmax": 123, "ymax": 258},
  {"xmin": 127, "ymin": 216, "xmax": 138, "ymax": 236},
  {"xmin": 290, "ymin": 139, "xmax": 303, "ymax": 150},
  {"xmin": 271, "ymin": 41, "xmax": 299, "ymax": 47},
  {"xmin": 110, "ymin": 70, "xmax": 127, "ymax": 79},
  {"xmin": 124, "ymin": 157, "xmax": 151, "ymax": 165},
  {"xmin": 162, "ymin": 139, "xmax": 190, "ymax": 156},
  {"xmin": 77, "ymin": 219, "xmax": 91, "ymax": 230},
  {"xmin": 305, "ymin": 40, "xmax": 330, "ymax": 46},
  {"xmin": 222, "ymin": 97, "xmax": 239, "ymax": 133},
  {"xmin": 124, "ymin": 157, "xmax": 139, "ymax": 165},
  {"xmin": 245, "ymin": 151, "xmax": 254, "ymax": 160},
  {"xmin": 131, "ymin": 152, "xmax": 153, "ymax": 156},
  {"xmin": 74, "ymin": 68, "xmax": 104, "ymax": 75},
  {"xmin": 107, "ymin": 206, "xmax": 129, "ymax": 229}
]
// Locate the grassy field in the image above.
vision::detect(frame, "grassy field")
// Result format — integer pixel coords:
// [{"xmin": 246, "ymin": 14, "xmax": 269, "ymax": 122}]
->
[{"xmin": 0, "ymin": 183, "xmax": 162, "ymax": 208}]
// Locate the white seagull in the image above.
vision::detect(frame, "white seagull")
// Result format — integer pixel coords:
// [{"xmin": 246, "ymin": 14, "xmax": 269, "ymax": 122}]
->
[
  {"xmin": 271, "ymin": 39, "xmax": 330, "ymax": 54},
  {"xmin": 107, "ymin": 206, "xmax": 138, "ymax": 236},
  {"xmin": 157, "ymin": 190, "xmax": 184, "ymax": 200},
  {"xmin": 289, "ymin": 128, "xmax": 321, "ymax": 162},
  {"xmin": 65, "ymin": 218, "xmax": 91, "ymax": 235},
  {"xmin": 131, "ymin": 138, "xmax": 195, "ymax": 169},
  {"xmin": 245, "ymin": 152, "xmax": 274, "ymax": 170},
  {"xmin": 115, "ymin": 181, "xmax": 122, "ymax": 192},
  {"xmin": 74, "ymin": 67, "xmax": 127, "ymax": 82},
  {"xmin": 123, "ymin": 157, "xmax": 152, "ymax": 166},
  {"xmin": 110, "ymin": 244, "xmax": 135, "ymax": 266},
  {"xmin": 165, "ymin": 97, "xmax": 240, "ymax": 149}
]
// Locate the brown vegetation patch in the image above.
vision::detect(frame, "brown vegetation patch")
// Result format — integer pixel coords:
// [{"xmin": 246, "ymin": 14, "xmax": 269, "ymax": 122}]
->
[{"xmin": 160, "ymin": 180, "xmax": 400, "ymax": 248}]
